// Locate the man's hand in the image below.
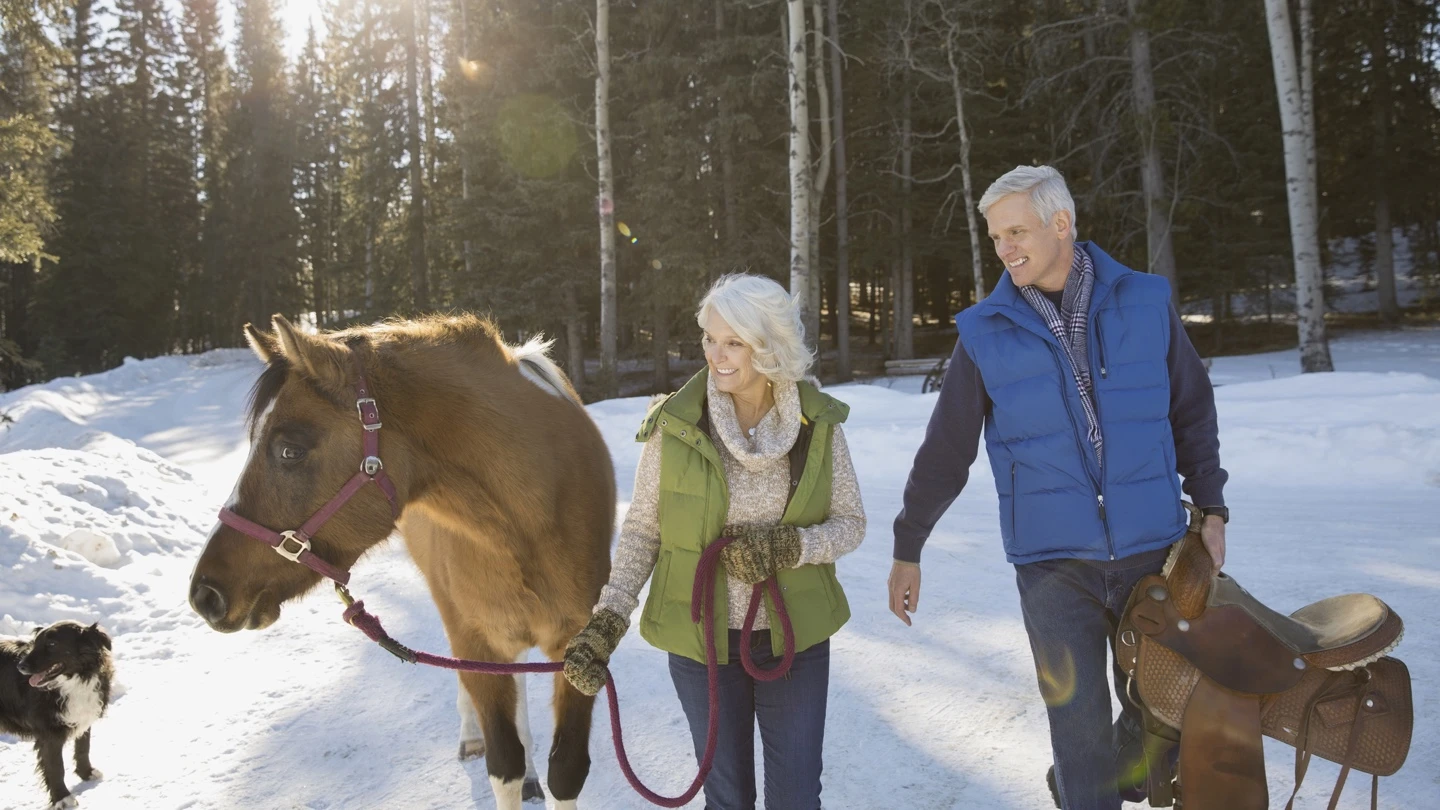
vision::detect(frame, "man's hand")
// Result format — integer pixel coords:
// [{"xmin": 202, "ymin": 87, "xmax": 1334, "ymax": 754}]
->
[
  {"xmin": 1200, "ymin": 515, "xmax": 1226, "ymax": 571},
  {"xmin": 888, "ymin": 561, "xmax": 922, "ymax": 626}
]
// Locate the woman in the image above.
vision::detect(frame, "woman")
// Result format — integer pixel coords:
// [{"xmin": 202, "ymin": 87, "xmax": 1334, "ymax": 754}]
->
[{"xmin": 563, "ymin": 273, "xmax": 866, "ymax": 810}]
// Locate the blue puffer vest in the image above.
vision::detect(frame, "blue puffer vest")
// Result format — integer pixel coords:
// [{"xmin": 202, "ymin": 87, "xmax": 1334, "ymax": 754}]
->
[{"xmin": 957, "ymin": 242, "xmax": 1188, "ymax": 564}]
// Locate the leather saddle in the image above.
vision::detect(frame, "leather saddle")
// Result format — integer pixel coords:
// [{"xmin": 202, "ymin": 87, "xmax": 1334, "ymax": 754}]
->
[{"xmin": 1115, "ymin": 505, "xmax": 1412, "ymax": 810}]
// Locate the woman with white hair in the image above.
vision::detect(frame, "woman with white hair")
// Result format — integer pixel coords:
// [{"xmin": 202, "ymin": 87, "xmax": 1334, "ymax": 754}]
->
[{"xmin": 563, "ymin": 272, "xmax": 866, "ymax": 809}]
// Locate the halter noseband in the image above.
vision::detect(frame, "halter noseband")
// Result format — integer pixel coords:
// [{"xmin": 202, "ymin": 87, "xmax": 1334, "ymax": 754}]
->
[{"xmin": 217, "ymin": 353, "xmax": 401, "ymax": 588}]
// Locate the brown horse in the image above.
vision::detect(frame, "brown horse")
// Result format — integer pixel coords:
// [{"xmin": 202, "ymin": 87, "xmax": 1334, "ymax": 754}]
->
[{"xmin": 188, "ymin": 314, "xmax": 615, "ymax": 810}]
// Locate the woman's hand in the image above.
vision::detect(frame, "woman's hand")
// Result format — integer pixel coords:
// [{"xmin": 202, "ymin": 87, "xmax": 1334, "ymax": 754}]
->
[
  {"xmin": 562, "ymin": 608, "xmax": 627, "ymax": 696},
  {"xmin": 720, "ymin": 524, "xmax": 802, "ymax": 585}
]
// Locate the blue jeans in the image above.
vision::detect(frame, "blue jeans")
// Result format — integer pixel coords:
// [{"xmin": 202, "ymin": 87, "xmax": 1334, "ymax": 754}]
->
[
  {"xmin": 1015, "ymin": 556, "xmax": 1164, "ymax": 810},
  {"xmin": 668, "ymin": 630, "xmax": 829, "ymax": 810}
]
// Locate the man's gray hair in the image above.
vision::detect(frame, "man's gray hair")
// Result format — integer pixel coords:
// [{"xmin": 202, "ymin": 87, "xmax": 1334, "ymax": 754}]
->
[
  {"xmin": 696, "ymin": 273, "xmax": 815, "ymax": 382},
  {"xmin": 978, "ymin": 165, "xmax": 1078, "ymax": 239}
]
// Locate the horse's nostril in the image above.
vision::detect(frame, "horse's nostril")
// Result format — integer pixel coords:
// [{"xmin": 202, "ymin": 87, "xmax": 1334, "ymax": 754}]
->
[{"xmin": 190, "ymin": 580, "xmax": 228, "ymax": 624}]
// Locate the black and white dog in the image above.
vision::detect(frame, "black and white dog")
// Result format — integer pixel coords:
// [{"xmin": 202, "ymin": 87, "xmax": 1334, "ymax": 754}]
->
[{"xmin": 1, "ymin": 621, "xmax": 114, "ymax": 809}]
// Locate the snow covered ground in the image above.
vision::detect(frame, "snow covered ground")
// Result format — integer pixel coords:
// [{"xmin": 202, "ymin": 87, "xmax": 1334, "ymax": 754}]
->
[{"xmin": 2, "ymin": 328, "xmax": 1438, "ymax": 809}]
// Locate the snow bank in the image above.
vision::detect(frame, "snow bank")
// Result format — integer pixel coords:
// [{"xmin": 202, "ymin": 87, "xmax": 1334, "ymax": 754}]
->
[{"xmin": 1, "ymin": 433, "xmax": 214, "ymax": 637}]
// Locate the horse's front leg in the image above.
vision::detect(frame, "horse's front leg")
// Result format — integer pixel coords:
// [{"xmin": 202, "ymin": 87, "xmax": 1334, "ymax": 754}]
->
[
  {"xmin": 451, "ymin": 635, "xmax": 532, "ymax": 810},
  {"xmin": 542, "ymin": 639, "xmax": 596, "ymax": 809},
  {"xmin": 458, "ymin": 671, "xmax": 544, "ymax": 801}
]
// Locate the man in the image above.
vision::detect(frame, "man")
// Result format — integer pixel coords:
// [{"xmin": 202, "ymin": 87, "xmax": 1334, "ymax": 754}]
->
[{"xmin": 887, "ymin": 165, "xmax": 1228, "ymax": 810}]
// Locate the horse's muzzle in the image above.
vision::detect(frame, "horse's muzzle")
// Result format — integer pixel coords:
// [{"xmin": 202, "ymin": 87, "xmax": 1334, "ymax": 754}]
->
[{"xmin": 189, "ymin": 577, "xmax": 230, "ymax": 629}]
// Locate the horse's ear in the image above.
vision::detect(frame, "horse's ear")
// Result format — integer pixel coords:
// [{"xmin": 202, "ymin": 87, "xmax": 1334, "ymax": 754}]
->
[
  {"xmin": 244, "ymin": 323, "xmax": 280, "ymax": 365},
  {"xmin": 271, "ymin": 314, "xmax": 352, "ymax": 394}
]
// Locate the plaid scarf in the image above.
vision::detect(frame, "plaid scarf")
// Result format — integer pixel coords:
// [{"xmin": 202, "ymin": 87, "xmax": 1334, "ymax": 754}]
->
[{"xmin": 1018, "ymin": 248, "xmax": 1103, "ymax": 466}]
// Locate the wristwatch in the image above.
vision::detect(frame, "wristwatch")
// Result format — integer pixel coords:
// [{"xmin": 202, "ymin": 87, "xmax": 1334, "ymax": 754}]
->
[{"xmin": 1200, "ymin": 505, "xmax": 1229, "ymax": 524}]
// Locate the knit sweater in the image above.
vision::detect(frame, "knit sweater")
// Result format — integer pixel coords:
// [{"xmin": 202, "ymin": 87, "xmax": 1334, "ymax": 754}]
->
[{"xmin": 597, "ymin": 375, "xmax": 867, "ymax": 630}]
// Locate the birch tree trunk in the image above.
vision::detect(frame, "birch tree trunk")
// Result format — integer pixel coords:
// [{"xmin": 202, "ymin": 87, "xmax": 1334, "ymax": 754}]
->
[
  {"xmin": 596, "ymin": 0, "xmax": 619, "ymax": 397},
  {"xmin": 806, "ymin": 0, "xmax": 829, "ymax": 347},
  {"xmin": 1299, "ymin": 0, "xmax": 1317, "ymax": 196},
  {"xmin": 457, "ymin": 0, "xmax": 474, "ymax": 282},
  {"xmin": 787, "ymin": 0, "xmax": 814, "ymax": 349},
  {"xmin": 1127, "ymin": 0, "xmax": 1177, "ymax": 302},
  {"xmin": 1263, "ymin": 0, "xmax": 1333, "ymax": 372},
  {"xmin": 942, "ymin": 20, "xmax": 985, "ymax": 304},
  {"xmin": 420, "ymin": 0, "xmax": 436, "ymax": 193},
  {"xmin": 827, "ymin": 0, "xmax": 851, "ymax": 379},
  {"xmin": 404, "ymin": 0, "xmax": 430, "ymax": 311}
]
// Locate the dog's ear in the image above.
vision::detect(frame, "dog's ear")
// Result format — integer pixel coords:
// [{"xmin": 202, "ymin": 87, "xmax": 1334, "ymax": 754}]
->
[
  {"xmin": 86, "ymin": 622, "xmax": 112, "ymax": 650},
  {"xmin": 32, "ymin": 626, "xmax": 43, "ymax": 636}
]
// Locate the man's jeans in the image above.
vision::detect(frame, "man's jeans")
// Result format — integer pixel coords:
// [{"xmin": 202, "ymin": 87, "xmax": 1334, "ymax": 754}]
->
[
  {"xmin": 1015, "ymin": 555, "xmax": 1165, "ymax": 810},
  {"xmin": 668, "ymin": 630, "xmax": 829, "ymax": 810}
]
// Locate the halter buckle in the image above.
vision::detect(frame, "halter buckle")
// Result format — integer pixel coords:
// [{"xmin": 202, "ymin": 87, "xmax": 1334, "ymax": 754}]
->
[
  {"xmin": 363, "ymin": 456, "xmax": 383, "ymax": 476},
  {"xmin": 276, "ymin": 530, "xmax": 312, "ymax": 563},
  {"xmin": 356, "ymin": 398, "xmax": 382, "ymax": 431}
]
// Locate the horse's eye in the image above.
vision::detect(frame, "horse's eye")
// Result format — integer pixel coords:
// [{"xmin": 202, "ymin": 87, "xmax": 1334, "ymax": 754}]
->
[{"xmin": 280, "ymin": 444, "xmax": 307, "ymax": 461}]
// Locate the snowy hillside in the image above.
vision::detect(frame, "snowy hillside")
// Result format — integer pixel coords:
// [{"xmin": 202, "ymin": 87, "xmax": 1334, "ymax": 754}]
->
[{"xmin": 2, "ymin": 328, "xmax": 1438, "ymax": 809}]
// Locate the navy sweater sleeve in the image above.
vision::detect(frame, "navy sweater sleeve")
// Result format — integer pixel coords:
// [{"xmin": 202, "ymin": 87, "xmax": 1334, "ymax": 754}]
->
[
  {"xmin": 892, "ymin": 335, "xmax": 988, "ymax": 563},
  {"xmin": 1166, "ymin": 304, "xmax": 1228, "ymax": 508}
]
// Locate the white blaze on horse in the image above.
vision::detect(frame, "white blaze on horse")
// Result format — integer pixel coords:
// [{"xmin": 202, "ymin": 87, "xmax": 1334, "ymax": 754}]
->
[{"xmin": 189, "ymin": 314, "xmax": 615, "ymax": 810}]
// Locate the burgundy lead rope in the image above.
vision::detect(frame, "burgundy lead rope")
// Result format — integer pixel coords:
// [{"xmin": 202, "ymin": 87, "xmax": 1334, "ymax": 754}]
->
[{"xmin": 340, "ymin": 534, "xmax": 794, "ymax": 807}]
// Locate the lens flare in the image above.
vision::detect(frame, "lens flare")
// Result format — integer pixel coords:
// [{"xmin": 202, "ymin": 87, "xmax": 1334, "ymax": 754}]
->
[
  {"xmin": 495, "ymin": 94, "xmax": 577, "ymax": 178},
  {"xmin": 1034, "ymin": 645, "xmax": 1077, "ymax": 708},
  {"xmin": 617, "ymin": 222, "xmax": 632, "ymax": 237},
  {"xmin": 458, "ymin": 58, "xmax": 490, "ymax": 85}
]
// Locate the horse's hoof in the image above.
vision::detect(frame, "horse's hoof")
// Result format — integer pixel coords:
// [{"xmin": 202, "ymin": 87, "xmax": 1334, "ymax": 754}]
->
[
  {"xmin": 522, "ymin": 777, "xmax": 545, "ymax": 803},
  {"xmin": 458, "ymin": 739, "xmax": 486, "ymax": 760}
]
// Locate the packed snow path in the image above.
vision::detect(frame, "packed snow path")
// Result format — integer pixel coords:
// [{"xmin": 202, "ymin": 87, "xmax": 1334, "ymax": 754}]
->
[{"xmin": 3, "ymin": 327, "xmax": 1438, "ymax": 809}]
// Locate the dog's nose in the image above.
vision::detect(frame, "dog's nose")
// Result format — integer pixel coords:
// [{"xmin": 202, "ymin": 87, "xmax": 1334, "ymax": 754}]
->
[{"xmin": 189, "ymin": 578, "xmax": 229, "ymax": 625}]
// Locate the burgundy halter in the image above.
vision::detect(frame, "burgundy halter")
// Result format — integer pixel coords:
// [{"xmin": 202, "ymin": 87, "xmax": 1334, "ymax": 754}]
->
[{"xmin": 217, "ymin": 354, "xmax": 401, "ymax": 589}]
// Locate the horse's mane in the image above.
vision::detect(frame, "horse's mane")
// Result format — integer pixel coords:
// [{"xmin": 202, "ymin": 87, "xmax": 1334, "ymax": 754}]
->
[{"xmin": 244, "ymin": 314, "xmax": 560, "ymax": 432}]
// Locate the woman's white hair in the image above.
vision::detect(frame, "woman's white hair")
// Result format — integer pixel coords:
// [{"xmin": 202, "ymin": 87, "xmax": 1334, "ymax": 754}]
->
[
  {"xmin": 977, "ymin": 164, "xmax": 1078, "ymax": 239},
  {"xmin": 695, "ymin": 273, "xmax": 815, "ymax": 383}
]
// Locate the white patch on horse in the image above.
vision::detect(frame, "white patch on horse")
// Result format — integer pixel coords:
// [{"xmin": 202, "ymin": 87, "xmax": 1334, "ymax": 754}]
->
[
  {"xmin": 223, "ymin": 396, "xmax": 277, "ymax": 510},
  {"xmin": 514, "ymin": 668, "xmax": 539, "ymax": 782},
  {"xmin": 54, "ymin": 674, "xmax": 105, "ymax": 733},
  {"xmin": 457, "ymin": 688, "xmax": 484, "ymax": 759},
  {"xmin": 511, "ymin": 337, "xmax": 580, "ymax": 406},
  {"xmin": 490, "ymin": 775, "xmax": 523, "ymax": 810},
  {"xmin": 552, "ymin": 801, "xmax": 577, "ymax": 810}
]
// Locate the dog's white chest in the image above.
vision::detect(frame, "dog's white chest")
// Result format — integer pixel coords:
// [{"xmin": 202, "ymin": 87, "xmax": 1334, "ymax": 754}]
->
[{"xmin": 55, "ymin": 675, "xmax": 105, "ymax": 733}]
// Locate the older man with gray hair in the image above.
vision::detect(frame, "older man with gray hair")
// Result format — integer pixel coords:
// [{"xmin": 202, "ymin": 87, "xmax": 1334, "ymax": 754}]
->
[{"xmin": 886, "ymin": 165, "xmax": 1229, "ymax": 809}]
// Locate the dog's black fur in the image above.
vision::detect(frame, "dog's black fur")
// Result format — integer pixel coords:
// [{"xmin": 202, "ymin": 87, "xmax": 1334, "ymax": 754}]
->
[{"xmin": 0, "ymin": 621, "xmax": 114, "ymax": 808}]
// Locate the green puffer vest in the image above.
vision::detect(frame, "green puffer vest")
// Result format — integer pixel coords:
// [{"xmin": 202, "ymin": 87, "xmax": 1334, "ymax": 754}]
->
[{"xmin": 635, "ymin": 369, "xmax": 852, "ymax": 664}]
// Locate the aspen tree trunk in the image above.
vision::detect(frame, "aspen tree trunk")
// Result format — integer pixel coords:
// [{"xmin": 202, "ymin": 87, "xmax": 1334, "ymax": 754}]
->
[
  {"xmin": 596, "ymin": 0, "xmax": 619, "ymax": 397},
  {"xmin": 827, "ymin": 0, "xmax": 851, "ymax": 378},
  {"xmin": 1127, "ymin": 0, "xmax": 1177, "ymax": 302},
  {"xmin": 1263, "ymin": 0, "xmax": 1333, "ymax": 372},
  {"xmin": 806, "ymin": 0, "xmax": 829, "ymax": 348},
  {"xmin": 944, "ymin": 26, "xmax": 985, "ymax": 304},
  {"xmin": 787, "ymin": 0, "xmax": 814, "ymax": 348},
  {"xmin": 404, "ymin": 0, "xmax": 430, "ymax": 310},
  {"xmin": 457, "ymin": 0, "xmax": 474, "ymax": 282}
]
